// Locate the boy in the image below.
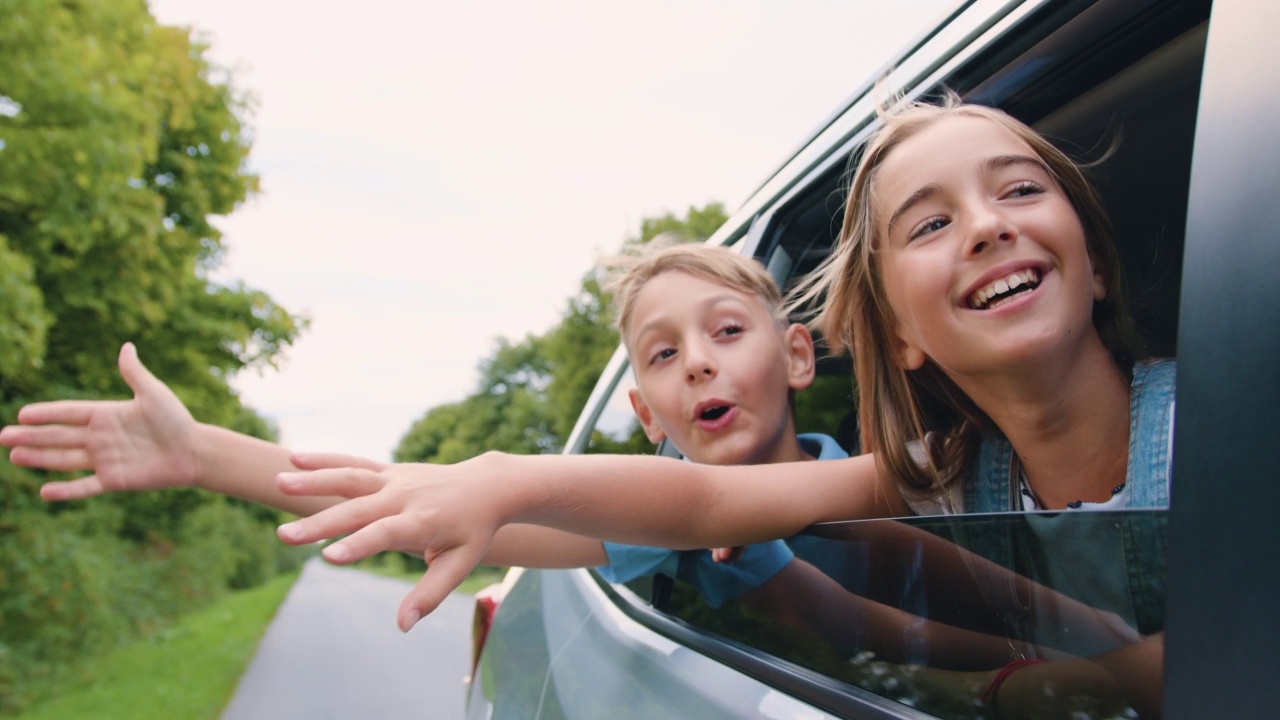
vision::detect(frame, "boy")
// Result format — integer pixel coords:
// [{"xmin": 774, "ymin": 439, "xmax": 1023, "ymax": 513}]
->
[{"xmin": 3, "ymin": 243, "xmax": 845, "ymax": 613}]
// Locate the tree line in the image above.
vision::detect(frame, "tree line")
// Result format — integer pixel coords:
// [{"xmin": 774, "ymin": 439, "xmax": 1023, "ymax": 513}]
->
[{"xmin": 0, "ymin": 1, "xmax": 305, "ymax": 711}]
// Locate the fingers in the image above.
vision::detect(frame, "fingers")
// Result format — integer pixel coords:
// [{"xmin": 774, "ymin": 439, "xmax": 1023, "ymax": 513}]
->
[
  {"xmin": 319, "ymin": 517, "xmax": 403, "ymax": 564},
  {"xmin": 276, "ymin": 490, "xmax": 391, "ymax": 546},
  {"xmin": 277, "ymin": 468, "xmax": 387, "ymax": 499},
  {"xmin": 13, "ymin": 400, "xmax": 99, "ymax": 427},
  {"xmin": 710, "ymin": 546, "xmax": 744, "ymax": 564},
  {"xmin": 40, "ymin": 476, "xmax": 107, "ymax": 501},
  {"xmin": 290, "ymin": 451, "xmax": 387, "ymax": 472},
  {"xmin": 398, "ymin": 550, "xmax": 481, "ymax": 632},
  {"xmin": 0, "ymin": 423, "xmax": 87, "ymax": 449},
  {"xmin": 8, "ymin": 446, "xmax": 92, "ymax": 472}
]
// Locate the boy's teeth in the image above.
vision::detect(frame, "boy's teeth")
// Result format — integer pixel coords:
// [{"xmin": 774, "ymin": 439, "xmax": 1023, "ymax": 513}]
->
[{"xmin": 969, "ymin": 269, "xmax": 1041, "ymax": 309}]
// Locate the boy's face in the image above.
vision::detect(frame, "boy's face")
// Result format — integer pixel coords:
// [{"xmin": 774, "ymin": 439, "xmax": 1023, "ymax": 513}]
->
[{"xmin": 624, "ymin": 270, "xmax": 815, "ymax": 466}]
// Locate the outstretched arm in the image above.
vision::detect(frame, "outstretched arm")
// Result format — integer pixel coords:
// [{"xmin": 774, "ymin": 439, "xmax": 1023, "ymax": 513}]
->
[
  {"xmin": 0, "ymin": 343, "xmax": 341, "ymax": 516},
  {"xmin": 274, "ymin": 449, "xmax": 907, "ymax": 629}
]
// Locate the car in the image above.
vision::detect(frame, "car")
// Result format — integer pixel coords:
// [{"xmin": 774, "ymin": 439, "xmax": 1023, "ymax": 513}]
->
[{"xmin": 464, "ymin": 0, "xmax": 1279, "ymax": 717}]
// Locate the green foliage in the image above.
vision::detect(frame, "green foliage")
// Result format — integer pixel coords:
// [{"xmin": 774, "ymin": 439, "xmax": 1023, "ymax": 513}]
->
[
  {"xmin": 0, "ymin": 2, "xmax": 307, "ymax": 713},
  {"xmin": 14, "ymin": 571, "xmax": 299, "ymax": 720},
  {"xmin": 395, "ymin": 203, "xmax": 730, "ymax": 464}
]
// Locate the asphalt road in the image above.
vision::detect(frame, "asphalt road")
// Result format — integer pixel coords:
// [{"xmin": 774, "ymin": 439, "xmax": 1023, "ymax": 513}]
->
[{"xmin": 221, "ymin": 558, "xmax": 474, "ymax": 720}]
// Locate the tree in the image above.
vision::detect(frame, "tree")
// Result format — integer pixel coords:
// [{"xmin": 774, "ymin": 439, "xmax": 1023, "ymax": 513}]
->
[
  {"xmin": 0, "ymin": 4, "xmax": 308, "ymax": 708},
  {"xmin": 0, "ymin": 0, "xmax": 303, "ymax": 422}
]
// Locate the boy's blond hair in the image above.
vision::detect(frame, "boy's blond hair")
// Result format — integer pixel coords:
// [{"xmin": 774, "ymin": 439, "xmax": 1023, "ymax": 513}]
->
[{"xmin": 604, "ymin": 239, "xmax": 786, "ymax": 344}]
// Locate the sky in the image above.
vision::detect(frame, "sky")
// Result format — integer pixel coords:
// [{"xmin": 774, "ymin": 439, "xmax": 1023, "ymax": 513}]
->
[{"xmin": 147, "ymin": 0, "xmax": 950, "ymax": 462}]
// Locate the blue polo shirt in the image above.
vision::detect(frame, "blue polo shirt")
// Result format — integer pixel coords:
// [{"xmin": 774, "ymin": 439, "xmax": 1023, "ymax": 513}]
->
[{"xmin": 597, "ymin": 433, "xmax": 847, "ymax": 607}]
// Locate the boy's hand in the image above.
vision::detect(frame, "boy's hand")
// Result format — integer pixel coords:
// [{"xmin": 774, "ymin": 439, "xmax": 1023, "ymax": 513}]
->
[
  {"xmin": 1, "ymin": 343, "xmax": 200, "ymax": 500},
  {"xmin": 711, "ymin": 546, "xmax": 745, "ymax": 564},
  {"xmin": 275, "ymin": 455, "xmax": 505, "ymax": 632}
]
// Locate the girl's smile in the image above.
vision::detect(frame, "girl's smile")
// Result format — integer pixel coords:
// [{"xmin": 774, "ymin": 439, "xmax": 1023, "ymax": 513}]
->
[{"xmin": 873, "ymin": 115, "xmax": 1106, "ymax": 380}]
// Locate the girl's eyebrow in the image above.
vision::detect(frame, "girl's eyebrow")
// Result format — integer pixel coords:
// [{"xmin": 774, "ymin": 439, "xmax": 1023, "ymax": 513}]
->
[
  {"xmin": 885, "ymin": 154, "xmax": 1051, "ymax": 235},
  {"xmin": 984, "ymin": 153, "xmax": 1051, "ymax": 175},
  {"xmin": 887, "ymin": 183, "xmax": 940, "ymax": 236}
]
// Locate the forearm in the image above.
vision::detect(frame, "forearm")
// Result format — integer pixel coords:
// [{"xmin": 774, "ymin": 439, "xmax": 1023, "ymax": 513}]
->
[
  {"xmin": 483, "ymin": 524, "xmax": 608, "ymax": 568},
  {"xmin": 193, "ymin": 424, "xmax": 342, "ymax": 516},
  {"xmin": 487, "ymin": 451, "xmax": 904, "ymax": 549}
]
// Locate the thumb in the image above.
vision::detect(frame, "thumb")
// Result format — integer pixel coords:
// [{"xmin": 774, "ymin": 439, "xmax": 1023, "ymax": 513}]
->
[{"xmin": 118, "ymin": 343, "xmax": 165, "ymax": 398}]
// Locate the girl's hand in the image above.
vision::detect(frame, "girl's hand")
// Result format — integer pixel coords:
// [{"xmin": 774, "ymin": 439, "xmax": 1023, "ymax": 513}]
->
[
  {"xmin": 275, "ymin": 454, "xmax": 507, "ymax": 632},
  {"xmin": 1, "ymin": 343, "xmax": 200, "ymax": 500}
]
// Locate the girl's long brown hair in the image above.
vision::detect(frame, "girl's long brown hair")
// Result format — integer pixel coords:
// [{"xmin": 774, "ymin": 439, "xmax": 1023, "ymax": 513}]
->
[{"xmin": 790, "ymin": 95, "xmax": 1143, "ymax": 499}]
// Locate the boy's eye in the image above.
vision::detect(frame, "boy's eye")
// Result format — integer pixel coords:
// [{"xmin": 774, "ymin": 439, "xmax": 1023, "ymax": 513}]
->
[
  {"xmin": 908, "ymin": 216, "xmax": 949, "ymax": 241},
  {"xmin": 649, "ymin": 347, "xmax": 676, "ymax": 365}
]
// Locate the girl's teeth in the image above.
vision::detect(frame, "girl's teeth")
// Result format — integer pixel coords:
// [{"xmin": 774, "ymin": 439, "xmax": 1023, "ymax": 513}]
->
[{"xmin": 970, "ymin": 269, "xmax": 1040, "ymax": 309}]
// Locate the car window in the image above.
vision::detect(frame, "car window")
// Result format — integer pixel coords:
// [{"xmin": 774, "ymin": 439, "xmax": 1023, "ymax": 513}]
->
[
  {"xmin": 581, "ymin": 366, "xmax": 653, "ymax": 456},
  {"xmin": 663, "ymin": 510, "xmax": 1165, "ymax": 719}
]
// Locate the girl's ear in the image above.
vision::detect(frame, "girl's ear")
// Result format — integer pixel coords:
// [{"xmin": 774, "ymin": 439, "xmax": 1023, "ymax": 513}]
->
[
  {"xmin": 784, "ymin": 323, "xmax": 817, "ymax": 391},
  {"xmin": 892, "ymin": 321, "xmax": 928, "ymax": 370},
  {"xmin": 628, "ymin": 388, "xmax": 668, "ymax": 444},
  {"xmin": 1093, "ymin": 271, "xmax": 1107, "ymax": 300}
]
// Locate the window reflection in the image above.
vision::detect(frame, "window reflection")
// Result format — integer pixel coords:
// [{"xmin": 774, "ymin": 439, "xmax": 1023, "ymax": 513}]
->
[{"xmin": 662, "ymin": 511, "xmax": 1165, "ymax": 719}]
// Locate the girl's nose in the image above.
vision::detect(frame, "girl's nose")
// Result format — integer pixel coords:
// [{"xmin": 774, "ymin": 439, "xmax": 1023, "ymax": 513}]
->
[{"xmin": 963, "ymin": 203, "xmax": 1016, "ymax": 257}]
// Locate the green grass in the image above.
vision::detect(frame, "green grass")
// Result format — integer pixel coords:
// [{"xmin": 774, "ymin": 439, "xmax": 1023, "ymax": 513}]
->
[{"xmin": 16, "ymin": 571, "xmax": 299, "ymax": 720}]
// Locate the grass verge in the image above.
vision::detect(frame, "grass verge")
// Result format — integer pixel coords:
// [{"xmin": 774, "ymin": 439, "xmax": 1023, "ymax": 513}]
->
[{"xmin": 15, "ymin": 571, "xmax": 299, "ymax": 720}]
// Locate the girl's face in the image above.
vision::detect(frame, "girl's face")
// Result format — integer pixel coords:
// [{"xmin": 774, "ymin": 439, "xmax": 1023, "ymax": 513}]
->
[{"xmin": 873, "ymin": 115, "xmax": 1106, "ymax": 384}]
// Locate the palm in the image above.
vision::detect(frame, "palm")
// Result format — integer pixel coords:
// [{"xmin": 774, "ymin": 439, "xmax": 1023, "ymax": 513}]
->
[
  {"xmin": 90, "ymin": 388, "xmax": 195, "ymax": 491},
  {"xmin": 2, "ymin": 344, "xmax": 199, "ymax": 499}
]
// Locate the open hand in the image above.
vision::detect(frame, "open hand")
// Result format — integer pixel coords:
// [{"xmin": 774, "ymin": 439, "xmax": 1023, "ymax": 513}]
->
[
  {"xmin": 1, "ymin": 343, "xmax": 199, "ymax": 500},
  {"xmin": 275, "ymin": 454, "xmax": 507, "ymax": 632}
]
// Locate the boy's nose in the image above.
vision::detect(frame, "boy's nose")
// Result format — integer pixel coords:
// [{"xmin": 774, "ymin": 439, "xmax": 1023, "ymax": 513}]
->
[{"xmin": 683, "ymin": 345, "xmax": 717, "ymax": 382}]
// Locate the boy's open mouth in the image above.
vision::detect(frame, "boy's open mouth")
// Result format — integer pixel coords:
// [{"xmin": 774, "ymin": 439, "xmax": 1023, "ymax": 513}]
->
[
  {"xmin": 699, "ymin": 405, "xmax": 730, "ymax": 421},
  {"xmin": 967, "ymin": 268, "xmax": 1042, "ymax": 310}
]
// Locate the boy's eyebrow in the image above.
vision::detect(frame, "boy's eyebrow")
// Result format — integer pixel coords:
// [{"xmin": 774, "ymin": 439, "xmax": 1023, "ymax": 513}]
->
[
  {"xmin": 885, "ymin": 154, "xmax": 1051, "ymax": 236},
  {"xmin": 631, "ymin": 294, "xmax": 754, "ymax": 342}
]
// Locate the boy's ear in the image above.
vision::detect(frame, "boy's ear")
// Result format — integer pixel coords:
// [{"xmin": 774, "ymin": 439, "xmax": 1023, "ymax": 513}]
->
[
  {"xmin": 784, "ymin": 323, "xmax": 818, "ymax": 391},
  {"xmin": 628, "ymin": 388, "xmax": 668, "ymax": 444}
]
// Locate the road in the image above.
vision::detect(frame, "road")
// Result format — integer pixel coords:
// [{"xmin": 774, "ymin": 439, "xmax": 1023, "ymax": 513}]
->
[{"xmin": 221, "ymin": 558, "xmax": 474, "ymax": 720}]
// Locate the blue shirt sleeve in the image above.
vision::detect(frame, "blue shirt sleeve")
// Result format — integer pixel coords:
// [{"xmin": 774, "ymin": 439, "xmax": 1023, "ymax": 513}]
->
[{"xmin": 599, "ymin": 540, "xmax": 794, "ymax": 608}]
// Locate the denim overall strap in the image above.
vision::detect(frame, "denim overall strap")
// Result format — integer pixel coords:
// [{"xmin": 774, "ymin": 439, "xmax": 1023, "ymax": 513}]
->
[
  {"xmin": 1124, "ymin": 359, "xmax": 1177, "ymax": 507},
  {"xmin": 963, "ymin": 433, "xmax": 1017, "ymax": 513},
  {"xmin": 1122, "ymin": 359, "xmax": 1176, "ymax": 633}
]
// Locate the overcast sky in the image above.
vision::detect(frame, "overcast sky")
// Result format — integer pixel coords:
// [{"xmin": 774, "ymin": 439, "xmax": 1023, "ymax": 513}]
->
[{"xmin": 147, "ymin": 0, "xmax": 948, "ymax": 462}]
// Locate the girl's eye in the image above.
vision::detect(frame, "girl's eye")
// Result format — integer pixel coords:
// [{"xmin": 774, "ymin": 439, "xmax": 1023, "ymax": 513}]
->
[
  {"xmin": 717, "ymin": 324, "xmax": 743, "ymax": 337},
  {"xmin": 1005, "ymin": 180, "xmax": 1044, "ymax": 198},
  {"xmin": 649, "ymin": 347, "xmax": 676, "ymax": 365},
  {"xmin": 908, "ymin": 216, "xmax": 949, "ymax": 241}
]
